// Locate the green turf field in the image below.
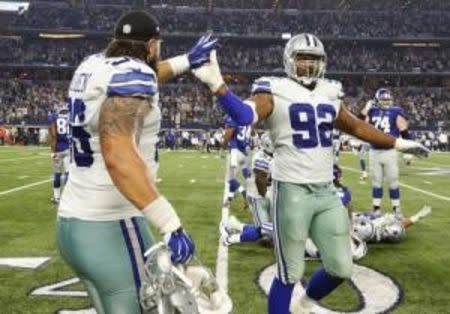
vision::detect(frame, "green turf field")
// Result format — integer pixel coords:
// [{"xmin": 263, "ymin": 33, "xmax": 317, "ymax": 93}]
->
[{"xmin": 0, "ymin": 146, "xmax": 449, "ymax": 313}]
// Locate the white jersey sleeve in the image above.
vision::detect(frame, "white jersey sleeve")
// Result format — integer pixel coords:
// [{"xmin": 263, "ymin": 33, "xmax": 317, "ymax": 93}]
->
[
  {"xmin": 263, "ymin": 76, "xmax": 343, "ymax": 183},
  {"xmin": 59, "ymin": 54, "xmax": 161, "ymax": 221}
]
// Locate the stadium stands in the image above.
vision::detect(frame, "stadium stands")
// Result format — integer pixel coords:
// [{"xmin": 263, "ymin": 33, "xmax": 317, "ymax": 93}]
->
[{"xmin": 0, "ymin": 0, "xmax": 449, "ymax": 131}]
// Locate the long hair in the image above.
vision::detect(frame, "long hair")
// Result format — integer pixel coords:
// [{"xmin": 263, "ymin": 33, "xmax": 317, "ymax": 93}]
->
[{"xmin": 104, "ymin": 39, "xmax": 148, "ymax": 61}]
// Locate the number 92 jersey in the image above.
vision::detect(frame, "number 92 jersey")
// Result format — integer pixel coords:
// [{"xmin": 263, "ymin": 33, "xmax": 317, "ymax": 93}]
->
[
  {"xmin": 252, "ymin": 77, "xmax": 343, "ymax": 183},
  {"xmin": 59, "ymin": 53, "xmax": 161, "ymax": 221}
]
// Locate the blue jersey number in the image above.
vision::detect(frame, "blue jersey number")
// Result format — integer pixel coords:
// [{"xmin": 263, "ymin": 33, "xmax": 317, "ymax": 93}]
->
[
  {"xmin": 68, "ymin": 98, "xmax": 93, "ymax": 167},
  {"xmin": 289, "ymin": 103, "xmax": 336, "ymax": 149}
]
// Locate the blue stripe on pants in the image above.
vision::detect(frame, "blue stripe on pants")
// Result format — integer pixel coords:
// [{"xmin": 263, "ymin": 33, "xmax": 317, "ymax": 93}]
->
[
  {"xmin": 131, "ymin": 217, "xmax": 146, "ymax": 261},
  {"xmin": 119, "ymin": 220, "xmax": 142, "ymax": 292},
  {"xmin": 273, "ymin": 180, "xmax": 289, "ymax": 284}
]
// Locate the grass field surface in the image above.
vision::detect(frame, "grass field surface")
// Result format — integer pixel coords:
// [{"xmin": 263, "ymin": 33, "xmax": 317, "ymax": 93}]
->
[{"xmin": 0, "ymin": 146, "xmax": 449, "ymax": 313}]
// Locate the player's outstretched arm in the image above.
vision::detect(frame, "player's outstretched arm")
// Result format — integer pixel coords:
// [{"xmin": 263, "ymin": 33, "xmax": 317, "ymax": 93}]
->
[
  {"xmin": 336, "ymin": 105, "xmax": 429, "ymax": 156},
  {"xmin": 192, "ymin": 50, "xmax": 274, "ymax": 125},
  {"xmin": 156, "ymin": 33, "xmax": 218, "ymax": 84},
  {"xmin": 100, "ymin": 96, "xmax": 194, "ymax": 263}
]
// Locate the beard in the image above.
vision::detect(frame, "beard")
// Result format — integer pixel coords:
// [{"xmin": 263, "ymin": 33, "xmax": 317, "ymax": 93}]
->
[{"xmin": 146, "ymin": 54, "xmax": 159, "ymax": 72}]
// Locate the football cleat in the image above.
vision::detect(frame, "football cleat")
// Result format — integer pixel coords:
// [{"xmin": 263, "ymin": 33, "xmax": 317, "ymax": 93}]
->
[
  {"xmin": 51, "ymin": 197, "xmax": 60, "ymax": 205},
  {"xmin": 360, "ymin": 171, "xmax": 368, "ymax": 180},
  {"xmin": 225, "ymin": 215, "xmax": 243, "ymax": 233},
  {"xmin": 416, "ymin": 205, "xmax": 432, "ymax": 220}
]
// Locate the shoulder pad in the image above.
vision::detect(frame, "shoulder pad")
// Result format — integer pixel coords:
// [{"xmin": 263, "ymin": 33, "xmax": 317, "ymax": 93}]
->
[
  {"xmin": 251, "ymin": 76, "xmax": 278, "ymax": 95},
  {"xmin": 319, "ymin": 78, "xmax": 344, "ymax": 100},
  {"xmin": 106, "ymin": 57, "xmax": 157, "ymax": 98}
]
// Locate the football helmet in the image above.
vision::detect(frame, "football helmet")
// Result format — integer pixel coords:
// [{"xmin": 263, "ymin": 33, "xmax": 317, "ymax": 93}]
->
[
  {"xmin": 352, "ymin": 219, "xmax": 375, "ymax": 242},
  {"xmin": 140, "ymin": 242, "xmax": 232, "ymax": 314},
  {"xmin": 380, "ymin": 224, "xmax": 406, "ymax": 243},
  {"xmin": 375, "ymin": 88, "xmax": 393, "ymax": 108},
  {"xmin": 260, "ymin": 132, "xmax": 274, "ymax": 155},
  {"xmin": 283, "ymin": 33, "xmax": 326, "ymax": 85}
]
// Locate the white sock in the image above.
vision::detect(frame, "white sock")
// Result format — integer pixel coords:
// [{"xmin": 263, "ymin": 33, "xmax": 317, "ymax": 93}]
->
[
  {"xmin": 373, "ymin": 198, "xmax": 382, "ymax": 207},
  {"xmin": 53, "ymin": 188, "xmax": 60, "ymax": 200}
]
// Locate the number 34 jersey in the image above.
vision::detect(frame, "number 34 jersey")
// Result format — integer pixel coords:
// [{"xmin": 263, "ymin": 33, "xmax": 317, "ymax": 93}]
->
[
  {"xmin": 59, "ymin": 53, "xmax": 161, "ymax": 221},
  {"xmin": 252, "ymin": 77, "xmax": 343, "ymax": 184}
]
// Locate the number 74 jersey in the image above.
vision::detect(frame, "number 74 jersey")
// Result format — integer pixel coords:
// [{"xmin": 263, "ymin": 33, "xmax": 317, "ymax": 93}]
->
[{"xmin": 253, "ymin": 76, "xmax": 343, "ymax": 184}]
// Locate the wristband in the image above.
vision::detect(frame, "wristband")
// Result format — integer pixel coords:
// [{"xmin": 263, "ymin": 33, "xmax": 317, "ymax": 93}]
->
[
  {"xmin": 166, "ymin": 54, "xmax": 190, "ymax": 76},
  {"xmin": 142, "ymin": 196, "xmax": 181, "ymax": 234}
]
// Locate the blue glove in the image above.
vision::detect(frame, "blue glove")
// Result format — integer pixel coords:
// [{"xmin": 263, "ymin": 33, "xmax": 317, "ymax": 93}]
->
[
  {"xmin": 165, "ymin": 228, "xmax": 195, "ymax": 264},
  {"xmin": 188, "ymin": 33, "xmax": 218, "ymax": 69}
]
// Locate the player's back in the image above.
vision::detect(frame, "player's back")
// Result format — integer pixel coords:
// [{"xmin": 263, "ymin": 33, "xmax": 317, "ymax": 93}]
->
[
  {"xmin": 257, "ymin": 76, "xmax": 343, "ymax": 183},
  {"xmin": 59, "ymin": 54, "xmax": 160, "ymax": 221},
  {"xmin": 50, "ymin": 112, "xmax": 70, "ymax": 152}
]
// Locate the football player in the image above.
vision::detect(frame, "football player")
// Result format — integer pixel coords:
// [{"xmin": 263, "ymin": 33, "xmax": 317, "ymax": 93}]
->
[
  {"xmin": 192, "ymin": 33, "xmax": 429, "ymax": 313},
  {"xmin": 221, "ymin": 132, "xmax": 273, "ymax": 245},
  {"xmin": 56, "ymin": 11, "xmax": 217, "ymax": 314},
  {"xmin": 48, "ymin": 106, "xmax": 70, "ymax": 204},
  {"xmin": 332, "ymin": 129, "xmax": 341, "ymax": 163},
  {"xmin": 364, "ymin": 88, "xmax": 411, "ymax": 216},
  {"xmin": 353, "ymin": 205, "xmax": 431, "ymax": 243},
  {"xmin": 222, "ymin": 114, "xmax": 252, "ymax": 204}
]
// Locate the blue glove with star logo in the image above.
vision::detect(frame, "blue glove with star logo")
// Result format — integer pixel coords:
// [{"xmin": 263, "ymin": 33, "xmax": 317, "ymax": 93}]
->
[
  {"xmin": 187, "ymin": 33, "xmax": 218, "ymax": 69},
  {"xmin": 164, "ymin": 228, "xmax": 195, "ymax": 264}
]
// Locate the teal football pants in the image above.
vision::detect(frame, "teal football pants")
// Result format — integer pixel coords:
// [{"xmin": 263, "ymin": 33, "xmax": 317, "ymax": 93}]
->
[
  {"xmin": 271, "ymin": 181, "xmax": 352, "ymax": 284},
  {"xmin": 57, "ymin": 216, "xmax": 155, "ymax": 314}
]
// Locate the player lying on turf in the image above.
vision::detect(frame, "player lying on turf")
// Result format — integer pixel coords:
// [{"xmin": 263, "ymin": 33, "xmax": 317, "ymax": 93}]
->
[
  {"xmin": 353, "ymin": 205, "xmax": 432, "ymax": 243},
  {"xmin": 192, "ymin": 32, "xmax": 430, "ymax": 314}
]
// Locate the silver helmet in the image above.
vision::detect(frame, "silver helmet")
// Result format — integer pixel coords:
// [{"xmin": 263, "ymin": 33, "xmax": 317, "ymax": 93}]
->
[
  {"xmin": 381, "ymin": 224, "xmax": 406, "ymax": 243},
  {"xmin": 283, "ymin": 33, "xmax": 327, "ymax": 85},
  {"xmin": 140, "ymin": 242, "xmax": 233, "ymax": 314},
  {"xmin": 352, "ymin": 219, "xmax": 375, "ymax": 242}
]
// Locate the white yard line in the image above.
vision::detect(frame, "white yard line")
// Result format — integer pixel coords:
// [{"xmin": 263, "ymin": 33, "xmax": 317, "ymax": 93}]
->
[
  {"xmin": 0, "ymin": 155, "xmax": 48, "ymax": 162},
  {"xmin": 341, "ymin": 166, "xmax": 450, "ymax": 202},
  {"xmin": 0, "ymin": 178, "xmax": 52, "ymax": 197},
  {"xmin": 216, "ymin": 163, "xmax": 230, "ymax": 292},
  {"xmin": 413, "ymin": 160, "xmax": 450, "ymax": 167}
]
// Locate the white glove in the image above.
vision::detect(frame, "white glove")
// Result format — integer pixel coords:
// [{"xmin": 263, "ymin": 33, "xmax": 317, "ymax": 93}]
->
[
  {"xmin": 191, "ymin": 50, "xmax": 224, "ymax": 93},
  {"xmin": 51, "ymin": 152, "xmax": 58, "ymax": 160},
  {"xmin": 394, "ymin": 138, "xmax": 430, "ymax": 158}
]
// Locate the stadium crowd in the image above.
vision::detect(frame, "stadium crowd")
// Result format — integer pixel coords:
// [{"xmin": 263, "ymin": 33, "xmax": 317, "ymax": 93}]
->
[
  {"xmin": 35, "ymin": 0, "xmax": 450, "ymax": 10},
  {"xmin": 0, "ymin": 77, "xmax": 448, "ymax": 131},
  {"xmin": 1, "ymin": 38, "xmax": 449, "ymax": 73},
  {"xmin": 0, "ymin": 0, "xmax": 448, "ymax": 140},
  {"xmin": 8, "ymin": 4, "xmax": 450, "ymax": 37}
]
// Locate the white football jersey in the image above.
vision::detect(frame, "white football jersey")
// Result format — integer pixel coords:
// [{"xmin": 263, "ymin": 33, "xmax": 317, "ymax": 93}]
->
[
  {"xmin": 252, "ymin": 77, "xmax": 343, "ymax": 183},
  {"xmin": 247, "ymin": 149, "xmax": 273, "ymax": 198},
  {"xmin": 59, "ymin": 54, "xmax": 161, "ymax": 221}
]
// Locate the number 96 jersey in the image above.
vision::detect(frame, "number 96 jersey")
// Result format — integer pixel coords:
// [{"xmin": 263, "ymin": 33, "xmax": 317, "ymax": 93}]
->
[
  {"xmin": 252, "ymin": 77, "xmax": 343, "ymax": 183},
  {"xmin": 59, "ymin": 53, "xmax": 161, "ymax": 221}
]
